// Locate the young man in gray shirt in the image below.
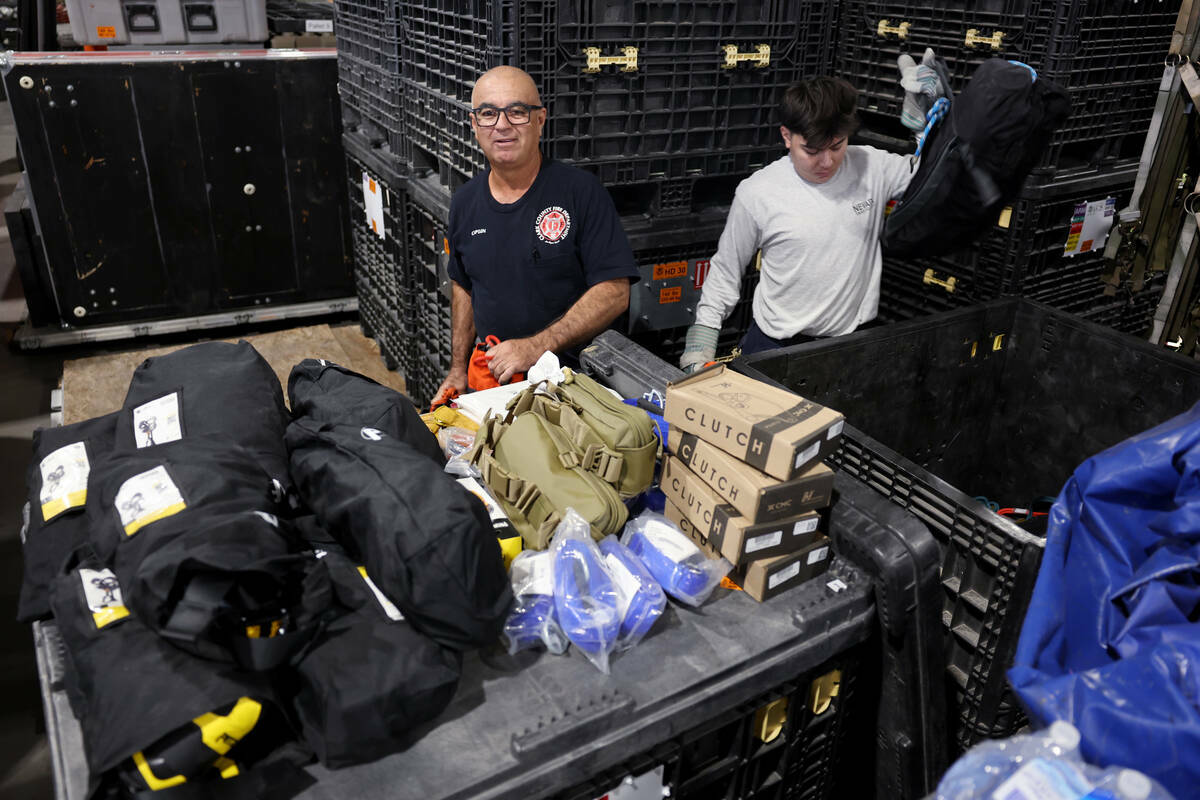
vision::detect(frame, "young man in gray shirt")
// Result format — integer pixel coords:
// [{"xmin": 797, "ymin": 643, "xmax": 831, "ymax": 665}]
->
[{"xmin": 680, "ymin": 77, "xmax": 915, "ymax": 371}]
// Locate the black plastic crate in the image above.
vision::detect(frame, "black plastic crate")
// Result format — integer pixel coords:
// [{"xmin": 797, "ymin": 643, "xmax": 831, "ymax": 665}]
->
[
  {"xmin": 399, "ymin": 0, "xmax": 835, "ymax": 198},
  {"xmin": 736, "ymin": 297, "xmax": 1200, "ymax": 752},
  {"xmin": 267, "ymin": 0, "xmax": 334, "ymax": 34},
  {"xmin": 333, "ymin": 0, "xmax": 399, "ymax": 72},
  {"xmin": 338, "ymin": 54, "xmax": 406, "ymax": 157}
]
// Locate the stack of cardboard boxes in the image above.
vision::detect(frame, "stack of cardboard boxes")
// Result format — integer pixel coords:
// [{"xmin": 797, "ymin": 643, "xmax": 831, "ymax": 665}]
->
[{"xmin": 660, "ymin": 365, "xmax": 845, "ymax": 601}]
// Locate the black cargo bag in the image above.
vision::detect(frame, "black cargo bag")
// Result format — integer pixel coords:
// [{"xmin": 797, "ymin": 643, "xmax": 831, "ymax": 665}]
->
[
  {"xmin": 49, "ymin": 557, "xmax": 298, "ymax": 795},
  {"xmin": 881, "ymin": 58, "xmax": 1071, "ymax": 257},
  {"xmin": 285, "ymin": 417, "xmax": 513, "ymax": 651},
  {"xmin": 86, "ymin": 437, "xmax": 318, "ymax": 669},
  {"xmin": 289, "ymin": 550, "xmax": 461, "ymax": 768},
  {"xmin": 18, "ymin": 411, "xmax": 119, "ymax": 622},
  {"xmin": 287, "ymin": 358, "xmax": 443, "ymax": 465},
  {"xmin": 118, "ymin": 341, "xmax": 291, "ymax": 482}
]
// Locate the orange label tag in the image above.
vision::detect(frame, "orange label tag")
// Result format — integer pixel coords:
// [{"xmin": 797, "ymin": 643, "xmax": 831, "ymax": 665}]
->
[
  {"xmin": 659, "ymin": 287, "xmax": 682, "ymax": 304},
  {"xmin": 652, "ymin": 260, "xmax": 688, "ymax": 280},
  {"xmin": 96, "ymin": 25, "xmax": 116, "ymax": 38},
  {"xmin": 720, "ymin": 576, "xmax": 743, "ymax": 591}
]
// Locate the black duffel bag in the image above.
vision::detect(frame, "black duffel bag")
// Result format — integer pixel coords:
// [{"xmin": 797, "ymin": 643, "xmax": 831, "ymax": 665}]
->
[
  {"xmin": 287, "ymin": 358, "xmax": 443, "ymax": 465},
  {"xmin": 289, "ymin": 550, "xmax": 461, "ymax": 768},
  {"xmin": 87, "ymin": 437, "xmax": 318, "ymax": 669},
  {"xmin": 119, "ymin": 341, "xmax": 291, "ymax": 482},
  {"xmin": 18, "ymin": 411, "xmax": 119, "ymax": 622},
  {"xmin": 49, "ymin": 555, "xmax": 301, "ymax": 797},
  {"xmin": 285, "ymin": 418, "xmax": 513, "ymax": 651}
]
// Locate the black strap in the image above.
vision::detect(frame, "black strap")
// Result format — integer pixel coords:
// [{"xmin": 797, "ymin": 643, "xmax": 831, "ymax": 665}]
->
[{"xmin": 160, "ymin": 574, "xmax": 236, "ymax": 645}]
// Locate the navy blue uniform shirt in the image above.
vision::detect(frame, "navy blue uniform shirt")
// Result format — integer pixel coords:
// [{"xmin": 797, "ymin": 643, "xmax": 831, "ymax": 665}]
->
[{"xmin": 447, "ymin": 159, "xmax": 639, "ymax": 342}]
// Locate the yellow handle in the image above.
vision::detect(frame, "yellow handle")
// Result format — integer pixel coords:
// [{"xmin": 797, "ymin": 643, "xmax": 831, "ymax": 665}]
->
[
  {"xmin": 964, "ymin": 28, "xmax": 1004, "ymax": 50},
  {"xmin": 582, "ymin": 46, "xmax": 638, "ymax": 73},
  {"xmin": 923, "ymin": 268, "xmax": 958, "ymax": 293},
  {"xmin": 721, "ymin": 43, "xmax": 770, "ymax": 68},
  {"xmin": 877, "ymin": 19, "xmax": 911, "ymax": 39}
]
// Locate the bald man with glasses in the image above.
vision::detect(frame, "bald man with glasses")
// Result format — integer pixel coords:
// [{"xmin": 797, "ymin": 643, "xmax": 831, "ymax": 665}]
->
[{"xmin": 431, "ymin": 66, "xmax": 639, "ymax": 407}]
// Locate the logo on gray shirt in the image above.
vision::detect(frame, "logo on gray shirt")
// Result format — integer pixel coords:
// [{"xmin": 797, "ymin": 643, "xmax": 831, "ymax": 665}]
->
[{"xmin": 851, "ymin": 199, "xmax": 875, "ymax": 215}]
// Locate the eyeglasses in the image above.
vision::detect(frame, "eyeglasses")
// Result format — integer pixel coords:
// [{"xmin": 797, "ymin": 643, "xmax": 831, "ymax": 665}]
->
[{"xmin": 471, "ymin": 102, "xmax": 544, "ymax": 126}]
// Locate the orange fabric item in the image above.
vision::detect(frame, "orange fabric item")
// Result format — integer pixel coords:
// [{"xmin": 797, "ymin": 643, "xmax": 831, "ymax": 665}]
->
[{"xmin": 468, "ymin": 336, "xmax": 524, "ymax": 391}]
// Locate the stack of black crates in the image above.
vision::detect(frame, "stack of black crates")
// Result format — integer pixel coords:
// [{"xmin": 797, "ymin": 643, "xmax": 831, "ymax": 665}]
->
[
  {"xmin": 335, "ymin": 0, "xmax": 839, "ymax": 407},
  {"xmin": 844, "ymin": 0, "xmax": 1179, "ymax": 332}
]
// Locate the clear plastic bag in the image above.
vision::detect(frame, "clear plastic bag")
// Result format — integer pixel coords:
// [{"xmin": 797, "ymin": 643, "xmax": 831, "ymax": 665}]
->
[
  {"xmin": 437, "ymin": 426, "xmax": 477, "ymax": 460},
  {"xmin": 621, "ymin": 511, "xmax": 731, "ymax": 608},
  {"xmin": 597, "ymin": 535, "xmax": 666, "ymax": 651},
  {"xmin": 550, "ymin": 509, "xmax": 621, "ymax": 674},
  {"xmin": 502, "ymin": 550, "xmax": 568, "ymax": 655}
]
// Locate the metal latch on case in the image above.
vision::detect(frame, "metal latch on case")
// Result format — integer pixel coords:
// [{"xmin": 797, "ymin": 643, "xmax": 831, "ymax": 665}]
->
[{"xmin": 922, "ymin": 269, "xmax": 957, "ymax": 293}]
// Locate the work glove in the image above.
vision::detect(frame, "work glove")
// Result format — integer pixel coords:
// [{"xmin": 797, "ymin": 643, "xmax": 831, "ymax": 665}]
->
[
  {"xmin": 679, "ymin": 324, "xmax": 719, "ymax": 374},
  {"xmin": 897, "ymin": 48, "xmax": 947, "ymax": 132}
]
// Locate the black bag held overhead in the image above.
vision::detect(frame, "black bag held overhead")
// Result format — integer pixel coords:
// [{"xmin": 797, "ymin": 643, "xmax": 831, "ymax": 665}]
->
[
  {"xmin": 290, "ymin": 551, "xmax": 461, "ymax": 768},
  {"xmin": 882, "ymin": 58, "xmax": 1071, "ymax": 257},
  {"xmin": 18, "ymin": 411, "xmax": 119, "ymax": 622},
  {"xmin": 119, "ymin": 340, "xmax": 291, "ymax": 482},
  {"xmin": 286, "ymin": 358, "xmax": 443, "ymax": 465},
  {"xmin": 285, "ymin": 417, "xmax": 513, "ymax": 651}
]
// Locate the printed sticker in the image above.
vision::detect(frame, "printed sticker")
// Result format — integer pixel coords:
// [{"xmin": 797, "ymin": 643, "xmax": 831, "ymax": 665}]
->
[
  {"xmin": 362, "ymin": 172, "xmax": 387, "ymax": 239},
  {"xmin": 827, "ymin": 420, "xmax": 845, "ymax": 440},
  {"xmin": 768, "ymin": 560, "xmax": 802, "ymax": 590},
  {"xmin": 357, "ymin": 566, "xmax": 404, "ymax": 621},
  {"xmin": 605, "ymin": 554, "xmax": 642, "ymax": 618},
  {"xmin": 658, "ymin": 286, "xmax": 682, "ymax": 304},
  {"xmin": 651, "ymin": 260, "xmax": 688, "ymax": 281},
  {"xmin": 807, "ymin": 546, "xmax": 829, "ymax": 565},
  {"xmin": 793, "ymin": 517, "xmax": 819, "ymax": 536},
  {"xmin": 305, "ymin": 18, "xmax": 333, "ymax": 32},
  {"xmin": 794, "ymin": 440, "xmax": 820, "ymax": 469},
  {"xmin": 746, "ymin": 530, "xmax": 783, "ymax": 553},
  {"xmin": 39, "ymin": 441, "xmax": 90, "ymax": 521},
  {"xmin": 133, "ymin": 392, "xmax": 183, "ymax": 448},
  {"xmin": 80, "ymin": 568, "xmax": 129, "ymax": 628},
  {"xmin": 115, "ymin": 465, "xmax": 186, "ymax": 536},
  {"xmin": 96, "ymin": 25, "xmax": 116, "ymax": 38}
]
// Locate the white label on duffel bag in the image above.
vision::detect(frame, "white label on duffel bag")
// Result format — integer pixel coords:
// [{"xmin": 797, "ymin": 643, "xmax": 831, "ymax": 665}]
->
[
  {"xmin": 827, "ymin": 420, "xmax": 844, "ymax": 440},
  {"xmin": 115, "ymin": 465, "xmax": 186, "ymax": 536},
  {"xmin": 645, "ymin": 519, "xmax": 701, "ymax": 562},
  {"xmin": 605, "ymin": 553, "xmax": 641, "ymax": 619},
  {"xmin": 793, "ymin": 517, "xmax": 819, "ymax": 536},
  {"xmin": 807, "ymin": 546, "xmax": 829, "ymax": 565},
  {"xmin": 768, "ymin": 560, "xmax": 801, "ymax": 591},
  {"xmin": 358, "ymin": 566, "xmax": 404, "ymax": 621},
  {"xmin": 794, "ymin": 440, "xmax": 820, "ymax": 469},
  {"xmin": 133, "ymin": 392, "xmax": 182, "ymax": 448},
  {"xmin": 305, "ymin": 18, "xmax": 333, "ymax": 32},
  {"xmin": 457, "ymin": 477, "xmax": 508, "ymax": 523},
  {"xmin": 746, "ymin": 530, "xmax": 783, "ymax": 553},
  {"xmin": 39, "ymin": 441, "xmax": 90, "ymax": 521},
  {"xmin": 80, "ymin": 568, "xmax": 129, "ymax": 628}
]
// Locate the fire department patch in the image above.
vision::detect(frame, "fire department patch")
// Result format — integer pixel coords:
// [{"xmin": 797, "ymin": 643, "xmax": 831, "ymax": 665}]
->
[{"xmin": 535, "ymin": 206, "xmax": 571, "ymax": 244}]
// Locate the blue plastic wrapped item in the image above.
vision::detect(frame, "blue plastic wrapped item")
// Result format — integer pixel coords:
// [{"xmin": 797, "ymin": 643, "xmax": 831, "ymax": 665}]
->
[
  {"xmin": 597, "ymin": 536, "xmax": 665, "ymax": 650},
  {"xmin": 622, "ymin": 511, "xmax": 731, "ymax": 607},
  {"xmin": 937, "ymin": 721, "xmax": 1173, "ymax": 800},
  {"xmin": 502, "ymin": 551, "xmax": 568, "ymax": 655},
  {"xmin": 551, "ymin": 509, "xmax": 621, "ymax": 673},
  {"xmin": 1009, "ymin": 401, "xmax": 1200, "ymax": 799}
]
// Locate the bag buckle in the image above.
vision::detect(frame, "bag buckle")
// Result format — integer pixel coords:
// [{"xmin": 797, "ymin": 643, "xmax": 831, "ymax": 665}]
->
[
  {"xmin": 585, "ymin": 445, "xmax": 624, "ymax": 483},
  {"xmin": 513, "ymin": 483, "xmax": 541, "ymax": 517},
  {"xmin": 558, "ymin": 451, "xmax": 581, "ymax": 469}
]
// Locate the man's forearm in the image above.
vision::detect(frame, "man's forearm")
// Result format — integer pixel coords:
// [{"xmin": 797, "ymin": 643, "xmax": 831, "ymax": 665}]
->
[
  {"xmin": 532, "ymin": 278, "xmax": 629, "ymax": 354},
  {"xmin": 449, "ymin": 281, "xmax": 476, "ymax": 372}
]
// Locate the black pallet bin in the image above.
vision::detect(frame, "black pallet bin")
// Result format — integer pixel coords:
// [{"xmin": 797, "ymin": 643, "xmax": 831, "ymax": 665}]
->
[
  {"xmin": 734, "ymin": 297, "xmax": 1200, "ymax": 753},
  {"xmin": 398, "ymin": 0, "xmax": 835, "ymax": 206},
  {"xmin": 4, "ymin": 50, "xmax": 353, "ymax": 329},
  {"xmin": 837, "ymin": 0, "xmax": 1179, "ymax": 175}
]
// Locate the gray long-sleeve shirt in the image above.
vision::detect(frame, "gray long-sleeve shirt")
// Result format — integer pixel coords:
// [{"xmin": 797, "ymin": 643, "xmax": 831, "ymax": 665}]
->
[{"xmin": 695, "ymin": 148, "xmax": 914, "ymax": 338}]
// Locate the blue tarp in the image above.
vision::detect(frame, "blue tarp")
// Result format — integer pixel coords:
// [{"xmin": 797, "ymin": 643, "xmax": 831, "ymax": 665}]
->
[{"xmin": 1009, "ymin": 401, "xmax": 1200, "ymax": 799}]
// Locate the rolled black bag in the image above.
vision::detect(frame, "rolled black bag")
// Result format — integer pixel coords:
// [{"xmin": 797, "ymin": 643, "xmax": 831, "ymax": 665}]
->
[
  {"xmin": 286, "ymin": 358, "xmax": 443, "ymax": 465},
  {"xmin": 86, "ymin": 437, "xmax": 318, "ymax": 669},
  {"xmin": 118, "ymin": 341, "xmax": 290, "ymax": 482},
  {"xmin": 289, "ymin": 550, "xmax": 461, "ymax": 768},
  {"xmin": 285, "ymin": 417, "xmax": 513, "ymax": 651},
  {"xmin": 18, "ymin": 411, "xmax": 119, "ymax": 622},
  {"xmin": 49, "ymin": 556, "xmax": 298, "ymax": 796}
]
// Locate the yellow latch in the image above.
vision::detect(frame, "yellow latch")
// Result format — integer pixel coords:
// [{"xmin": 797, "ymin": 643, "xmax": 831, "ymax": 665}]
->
[
  {"xmin": 964, "ymin": 28, "xmax": 1004, "ymax": 50},
  {"xmin": 583, "ymin": 46, "xmax": 638, "ymax": 73},
  {"xmin": 721, "ymin": 43, "xmax": 770, "ymax": 69},
  {"xmin": 877, "ymin": 19, "xmax": 911, "ymax": 39},
  {"xmin": 997, "ymin": 205, "xmax": 1013, "ymax": 229},
  {"xmin": 992, "ymin": 333, "xmax": 1005, "ymax": 351},
  {"xmin": 753, "ymin": 697, "xmax": 789, "ymax": 743},
  {"xmin": 923, "ymin": 268, "xmax": 958, "ymax": 293},
  {"xmin": 809, "ymin": 670, "xmax": 842, "ymax": 715}
]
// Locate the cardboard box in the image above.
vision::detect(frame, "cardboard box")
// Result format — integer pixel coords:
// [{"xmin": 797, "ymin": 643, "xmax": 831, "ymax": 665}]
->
[
  {"xmin": 667, "ymin": 428, "xmax": 834, "ymax": 522},
  {"xmin": 660, "ymin": 455, "xmax": 824, "ymax": 565},
  {"xmin": 664, "ymin": 364, "xmax": 844, "ymax": 481},
  {"xmin": 735, "ymin": 537, "xmax": 834, "ymax": 602}
]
